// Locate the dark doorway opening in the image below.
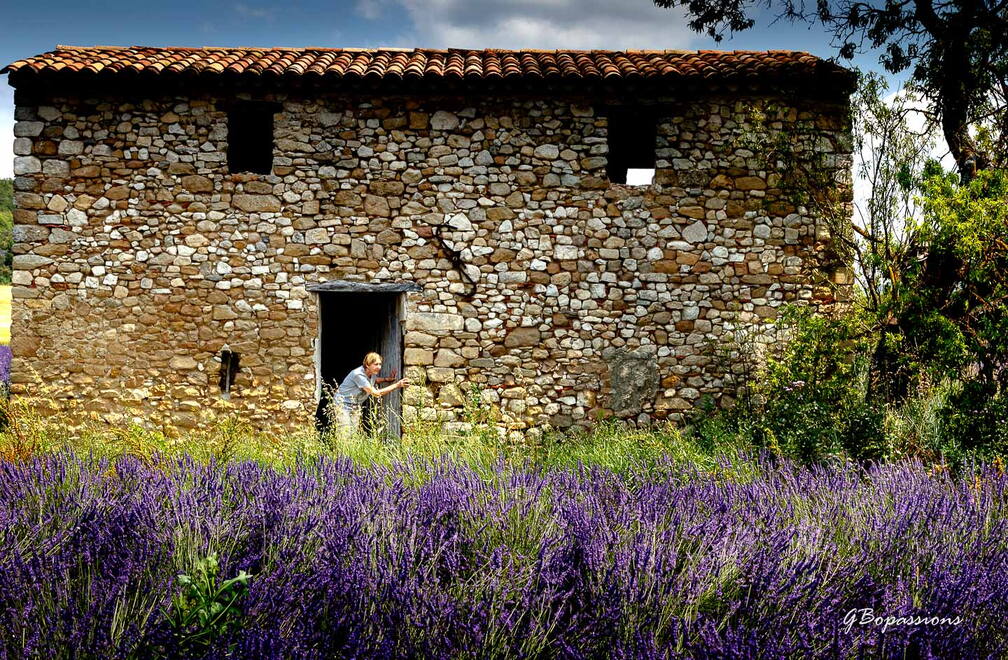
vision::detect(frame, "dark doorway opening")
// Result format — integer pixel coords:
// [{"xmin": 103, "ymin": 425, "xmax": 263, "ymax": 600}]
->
[{"xmin": 312, "ymin": 281, "xmax": 418, "ymax": 439}]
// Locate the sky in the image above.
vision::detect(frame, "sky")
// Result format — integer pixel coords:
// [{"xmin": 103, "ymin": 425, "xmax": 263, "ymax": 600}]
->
[{"xmin": 0, "ymin": 0, "xmax": 904, "ymax": 179}]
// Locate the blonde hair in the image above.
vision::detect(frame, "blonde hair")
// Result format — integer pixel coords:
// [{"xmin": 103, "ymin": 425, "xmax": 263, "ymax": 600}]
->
[{"xmin": 363, "ymin": 352, "xmax": 382, "ymax": 367}]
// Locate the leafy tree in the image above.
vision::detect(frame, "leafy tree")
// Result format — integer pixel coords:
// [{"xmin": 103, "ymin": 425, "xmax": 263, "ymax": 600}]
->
[
  {"xmin": 908, "ymin": 166, "xmax": 1008, "ymax": 387},
  {"xmin": 831, "ymin": 74, "xmax": 940, "ymax": 401},
  {"xmin": 847, "ymin": 74, "xmax": 936, "ymax": 313},
  {"xmin": 653, "ymin": 0, "xmax": 1008, "ymax": 178},
  {"xmin": 903, "ymin": 166, "xmax": 1008, "ymax": 457}
]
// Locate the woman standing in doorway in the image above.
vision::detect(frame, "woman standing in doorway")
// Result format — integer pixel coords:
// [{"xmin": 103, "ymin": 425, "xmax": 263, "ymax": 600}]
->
[{"xmin": 323, "ymin": 352, "xmax": 408, "ymax": 437}]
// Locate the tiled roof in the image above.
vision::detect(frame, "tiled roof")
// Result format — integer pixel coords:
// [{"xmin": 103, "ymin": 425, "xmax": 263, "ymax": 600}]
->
[{"xmin": 3, "ymin": 45, "xmax": 852, "ymax": 88}]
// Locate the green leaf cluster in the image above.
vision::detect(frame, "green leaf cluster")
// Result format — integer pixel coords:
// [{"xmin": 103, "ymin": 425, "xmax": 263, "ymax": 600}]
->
[
  {"xmin": 897, "ymin": 168, "xmax": 1008, "ymax": 385},
  {"xmin": 168, "ymin": 553, "xmax": 251, "ymax": 655},
  {"xmin": 726, "ymin": 307, "xmax": 885, "ymax": 463},
  {"xmin": 892, "ymin": 168, "xmax": 1008, "ymax": 457}
]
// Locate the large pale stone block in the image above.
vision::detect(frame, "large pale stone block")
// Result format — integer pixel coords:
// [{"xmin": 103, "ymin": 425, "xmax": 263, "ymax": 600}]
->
[
  {"xmin": 554, "ymin": 245, "xmax": 578, "ymax": 260},
  {"xmin": 434, "ymin": 349, "xmax": 464, "ymax": 368},
  {"xmin": 38, "ymin": 214, "xmax": 65, "ymax": 226},
  {"xmin": 405, "ymin": 331, "xmax": 437, "ymax": 347},
  {"xmin": 48, "ymin": 228, "xmax": 77, "ymax": 244},
  {"xmin": 534, "ymin": 144, "xmax": 560, "ymax": 160},
  {"xmin": 58, "ymin": 141, "xmax": 84, "ymax": 155},
  {"xmin": 213, "ymin": 305, "xmax": 238, "ymax": 320},
  {"xmin": 682, "ymin": 221, "xmax": 708, "ymax": 244},
  {"xmin": 181, "ymin": 175, "xmax": 214, "ymax": 193},
  {"xmin": 430, "ymin": 111, "xmax": 459, "ymax": 130},
  {"xmin": 505, "ymin": 327, "xmax": 541, "ymax": 347},
  {"xmin": 13, "ymin": 121, "xmax": 43, "ymax": 137},
  {"xmin": 404, "ymin": 348, "xmax": 434, "ymax": 365},
  {"xmin": 438, "ymin": 383, "xmax": 465, "ymax": 406},
  {"xmin": 13, "ymin": 226, "xmax": 49, "ymax": 242},
  {"xmin": 426, "ymin": 367, "xmax": 455, "ymax": 383},
  {"xmin": 408, "ymin": 312, "xmax": 464, "ymax": 333},
  {"xmin": 233, "ymin": 194, "xmax": 281, "ymax": 213},
  {"xmin": 305, "ymin": 228, "xmax": 329, "ymax": 244},
  {"xmin": 169, "ymin": 356, "xmax": 198, "ymax": 370},
  {"xmin": 13, "ymin": 156, "xmax": 41, "ymax": 175},
  {"xmin": 13, "ymin": 255, "xmax": 53, "ymax": 269},
  {"xmin": 13, "ymin": 138, "xmax": 32, "ymax": 155},
  {"xmin": 42, "ymin": 160, "xmax": 69, "ymax": 176}
]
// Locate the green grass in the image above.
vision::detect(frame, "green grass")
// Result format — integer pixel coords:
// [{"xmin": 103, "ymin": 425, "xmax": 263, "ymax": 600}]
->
[{"xmin": 0, "ymin": 394, "xmax": 758, "ymax": 481}]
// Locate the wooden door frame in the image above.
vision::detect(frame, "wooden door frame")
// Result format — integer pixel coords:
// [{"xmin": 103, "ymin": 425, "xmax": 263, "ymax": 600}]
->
[{"xmin": 309, "ymin": 280, "xmax": 420, "ymax": 438}]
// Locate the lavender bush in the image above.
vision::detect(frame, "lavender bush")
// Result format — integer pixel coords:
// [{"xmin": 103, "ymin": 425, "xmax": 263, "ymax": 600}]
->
[
  {"xmin": 0, "ymin": 344, "xmax": 10, "ymax": 386},
  {"xmin": 1, "ymin": 453, "xmax": 1006, "ymax": 658}
]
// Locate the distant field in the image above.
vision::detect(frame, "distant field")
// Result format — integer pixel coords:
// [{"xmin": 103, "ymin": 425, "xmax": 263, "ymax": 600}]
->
[{"xmin": 0, "ymin": 285, "xmax": 9, "ymax": 344}]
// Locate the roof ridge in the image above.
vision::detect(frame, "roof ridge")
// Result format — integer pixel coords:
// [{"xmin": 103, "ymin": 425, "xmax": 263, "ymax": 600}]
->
[
  {"xmin": 46, "ymin": 45, "xmax": 820, "ymax": 56},
  {"xmin": 6, "ymin": 46, "xmax": 856, "ymax": 90},
  {"xmin": 57, "ymin": 44, "xmax": 129, "ymax": 50}
]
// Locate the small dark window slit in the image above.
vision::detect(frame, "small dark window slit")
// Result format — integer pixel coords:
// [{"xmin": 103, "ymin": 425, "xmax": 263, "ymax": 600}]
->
[{"xmin": 218, "ymin": 350, "xmax": 240, "ymax": 398}]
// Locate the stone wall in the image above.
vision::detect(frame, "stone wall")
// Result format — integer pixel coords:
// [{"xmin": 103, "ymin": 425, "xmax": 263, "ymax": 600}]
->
[{"xmin": 9, "ymin": 87, "xmax": 852, "ymax": 434}]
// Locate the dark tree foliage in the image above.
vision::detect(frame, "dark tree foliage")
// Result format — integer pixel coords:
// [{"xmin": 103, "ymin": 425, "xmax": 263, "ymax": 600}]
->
[{"xmin": 653, "ymin": 0, "xmax": 1008, "ymax": 179}]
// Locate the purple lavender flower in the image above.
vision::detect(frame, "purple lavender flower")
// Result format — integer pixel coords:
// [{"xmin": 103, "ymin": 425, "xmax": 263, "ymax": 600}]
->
[
  {"xmin": 0, "ymin": 453, "xmax": 1005, "ymax": 658},
  {"xmin": 0, "ymin": 344, "xmax": 10, "ymax": 385}
]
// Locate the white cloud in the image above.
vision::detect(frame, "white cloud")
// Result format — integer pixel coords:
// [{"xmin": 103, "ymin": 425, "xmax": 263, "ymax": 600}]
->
[
  {"xmin": 355, "ymin": 0, "xmax": 394, "ymax": 21},
  {"xmin": 234, "ymin": 3, "xmax": 275, "ymax": 20},
  {"xmin": 380, "ymin": 0, "xmax": 698, "ymax": 50}
]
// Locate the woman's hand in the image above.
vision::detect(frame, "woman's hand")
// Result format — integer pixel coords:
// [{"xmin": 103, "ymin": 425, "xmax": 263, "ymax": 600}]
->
[
  {"xmin": 396, "ymin": 378, "xmax": 409, "ymax": 389},
  {"xmin": 377, "ymin": 369, "xmax": 400, "ymax": 385}
]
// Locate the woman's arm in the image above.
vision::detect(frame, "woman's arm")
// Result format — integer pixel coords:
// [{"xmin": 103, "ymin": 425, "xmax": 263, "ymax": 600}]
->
[
  {"xmin": 362, "ymin": 379, "xmax": 409, "ymax": 398},
  {"xmin": 375, "ymin": 369, "xmax": 400, "ymax": 385}
]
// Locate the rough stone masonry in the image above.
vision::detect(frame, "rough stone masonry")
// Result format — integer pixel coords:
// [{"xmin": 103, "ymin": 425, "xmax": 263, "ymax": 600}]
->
[{"xmin": 3, "ymin": 47, "xmax": 855, "ymax": 436}]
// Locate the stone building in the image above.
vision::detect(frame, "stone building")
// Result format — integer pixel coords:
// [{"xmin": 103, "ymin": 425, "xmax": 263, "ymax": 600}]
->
[{"xmin": 3, "ymin": 46, "xmax": 854, "ymax": 436}]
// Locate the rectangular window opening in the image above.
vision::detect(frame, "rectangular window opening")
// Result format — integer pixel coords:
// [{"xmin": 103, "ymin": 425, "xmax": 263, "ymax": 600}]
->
[
  {"xmin": 218, "ymin": 349, "xmax": 240, "ymax": 398},
  {"xmin": 227, "ymin": 102, "xmax": 278, "ymax": 174},
  {"xmin": 606, "ymin": 107, "xmax": 657, "ymax": 186}
]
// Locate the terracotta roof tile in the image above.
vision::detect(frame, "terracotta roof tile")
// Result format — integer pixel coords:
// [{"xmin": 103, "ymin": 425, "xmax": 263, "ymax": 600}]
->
[{"xmin": 3, "ymin": 45, "xmax": 854, "ymax": 89}]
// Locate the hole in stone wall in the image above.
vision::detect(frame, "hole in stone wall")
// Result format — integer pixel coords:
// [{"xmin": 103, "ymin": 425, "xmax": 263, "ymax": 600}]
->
[
  {"xmin": 218, "ymin": 349, "xmax": 240, "ymax": 398},
  {"xmin": 227, "ymin": 102, "xmax": 277, "ymax": 174},
  {"xmin": 605, "ymin": 107, "xmax": 657, "ymax": 185}
]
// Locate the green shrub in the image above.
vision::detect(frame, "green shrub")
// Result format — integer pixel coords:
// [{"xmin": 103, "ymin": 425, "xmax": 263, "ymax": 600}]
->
[
  {"xmin": 940, "ymin": 382, "xmax": 1008, "ymax": 461},
  {"xmin": 726, "ymin": 306, "xmax": 882, "ymax": 463},
  {"xmin": 167, "ymin": 553, "xmax": 251, "ymax": 655}
]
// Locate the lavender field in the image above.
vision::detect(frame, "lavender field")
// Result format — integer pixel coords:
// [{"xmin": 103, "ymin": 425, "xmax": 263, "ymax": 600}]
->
[{"xmin": 1, "ymin": 452, "xmax": 1006, "ymax": 659}]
